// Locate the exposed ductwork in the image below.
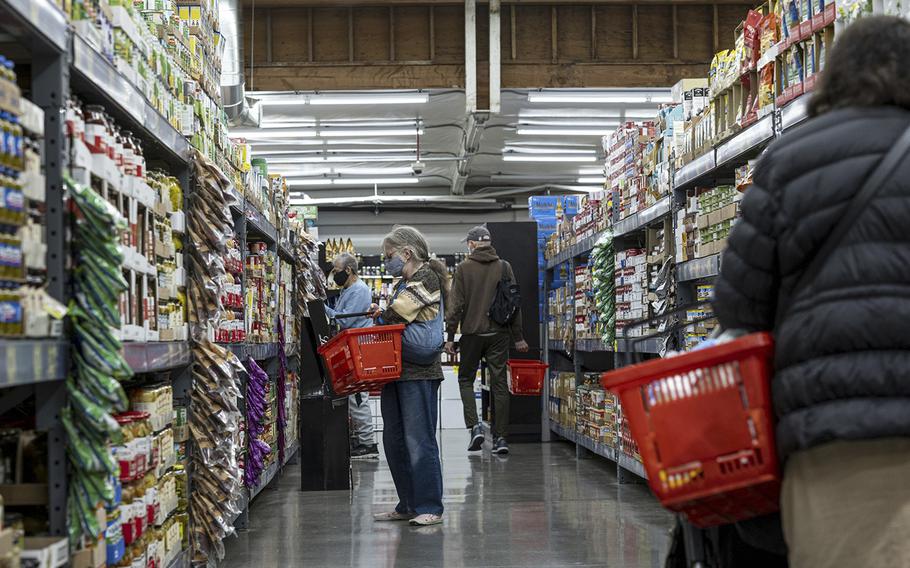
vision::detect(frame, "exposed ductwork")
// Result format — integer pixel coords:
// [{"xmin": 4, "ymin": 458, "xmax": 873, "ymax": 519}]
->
[{"xmin": 220, "ymin": 0, "xmax": 261, "ymax": 127}]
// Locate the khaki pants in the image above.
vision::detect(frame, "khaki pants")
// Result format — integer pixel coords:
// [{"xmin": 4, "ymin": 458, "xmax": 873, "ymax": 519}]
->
[{"xmin": 782, "ymin": 437, "xmax": 910, "ymax": 568}]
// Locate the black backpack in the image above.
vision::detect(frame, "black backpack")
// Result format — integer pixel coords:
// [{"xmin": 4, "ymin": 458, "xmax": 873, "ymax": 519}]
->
[{"xmin": 488, "ymin": 260, "xmax": 521, "ymax": 326}]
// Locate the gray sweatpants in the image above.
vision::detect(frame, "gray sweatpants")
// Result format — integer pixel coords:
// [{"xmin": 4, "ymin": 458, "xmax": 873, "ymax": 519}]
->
[{"xmin": 349, "ymin": 393, "xmax": 375, "ymax": 446}]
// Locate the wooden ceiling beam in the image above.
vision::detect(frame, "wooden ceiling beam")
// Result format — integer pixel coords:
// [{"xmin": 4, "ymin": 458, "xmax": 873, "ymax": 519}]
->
[{"xmin": 247, "ymin": 61, "xmax": 708, "ymax": 90}]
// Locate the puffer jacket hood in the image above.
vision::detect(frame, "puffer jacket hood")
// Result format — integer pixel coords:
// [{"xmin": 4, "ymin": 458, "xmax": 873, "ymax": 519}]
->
[
  {"xmin": 468, "ymin": 244, "xmax": 500, "ymax": 263},
  {"xmin": 713, "ymin": 106, "xmax": 910, "ymax": 461}
]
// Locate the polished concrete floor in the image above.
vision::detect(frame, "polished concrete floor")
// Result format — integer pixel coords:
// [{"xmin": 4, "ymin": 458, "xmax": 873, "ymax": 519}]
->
[{"xmin": 223, "ymin": 431, "xmax": 673, "ymax": 567}]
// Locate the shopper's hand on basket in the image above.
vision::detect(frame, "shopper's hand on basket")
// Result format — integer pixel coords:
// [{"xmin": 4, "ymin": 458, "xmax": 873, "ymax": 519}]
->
[
  {"xmin": 444, "ymin": 341, "xmax": 457, "ymax": 355},
  {"xmin": 515, "ymin": 340, "xmax": 529, "ymax": 353},
  {"xmin": 368, "ymin": 303, "xmax": 383, "ymax": 320}
]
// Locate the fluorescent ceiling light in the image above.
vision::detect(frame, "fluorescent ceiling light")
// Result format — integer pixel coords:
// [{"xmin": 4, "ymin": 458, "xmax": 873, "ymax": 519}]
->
[
  {"xmin": 287, "ymin": 179, "xmax": 331, "ymax": 187},
  {"xmin": 570, "ymin": 186, "xmax": 607, "ymax": 193},
  {"xmin": 257, "ymin": 93, "xmax": 429, "ymax": 106},
  {"xmin": 317, "ymin": 120, "xmax": 420, "ymax": 128},
  {"xmin": 527, "ymin": 92, "xmax": 672, "ymax": 104},
  {"xmin": 272, "ymin": 156, "xmax": 420, "ymax": 164},
  {"xmin": 287, "ymin": 177, "xmax": 419, "ymax": 187},
  {"xmin": 318, "ymin": 128, "xmax": 424, "ymax": 137},
  {"xmin": 231, "ymin": 129, "xmax": 316, "ymax": 139},
  {"xmin": 577, "ymin": 177, "xmax": 607, "ymax": 184},
  {"xmin": 519, "ymin": 108, "xmax": 659, "ymax": 119},
  {"xmin": 324, "ymin": 140, "xmax": 417, "ymax": 147},
  {"xmin": 309, "ymin": 94, "xmax": 429, "ymax": 105},
  {"xmin": 333, "ymin": 177, "xmax": 418, "ymax": 186},
  {"xmin": 517, "ymin": 128, "xmax": 615, "ymax": 136},
  {"xmin": 502, "ymin": 146, "xmax": 595, "ymax": 155},
  {"xmin": 578, "ymin": 167, "xmax": 605, "ymax": 175},
  {"xmin": 503, "ymin": 154, "xmax": 597, "ymax": 163},
  {"xmin": 334, "ymin": 166, "xmax": 415, "ymax": 175},
  {"xmin": 258, "ymin": 120, "xmax": 318, "ymax": 128},
  {"xmin": 250, "ymin": 146, "xmax": 326, "ymax": 156},
  {"xmin": 290, "ymin": 194, "xmax": 495, "ymax": 206},
  {"xmin": 260, "ymin": 154, "xmax": 419, "ymax": 164},
  {"xmin": 284, "ymin": 166, "xmax": 415, "ymax": 177},
  {"xmin": 518, "ymin": 119, "xmax": 620, "ymax": 127}
]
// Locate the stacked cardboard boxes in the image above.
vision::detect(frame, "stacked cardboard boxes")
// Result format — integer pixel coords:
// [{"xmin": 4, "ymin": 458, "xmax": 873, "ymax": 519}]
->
[
  {"xmin": 575, "ymin": 374, "xmax": 617, "ymax": 448},
  {"xmin": 614, "ymin": 248, "xmax": 649, "ymax": 338},
  {"xmin": 606, "ymin": 123, "xmax": 658, "ymax": 221},
  {"xmin": 549, "ymin": 372, "xmax": 577, "ymax": 430}
]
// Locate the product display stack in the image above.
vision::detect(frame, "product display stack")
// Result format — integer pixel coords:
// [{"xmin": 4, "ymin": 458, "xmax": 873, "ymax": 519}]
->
[
  {"xmin": 150, "ymin": 172, "xmax": 188, "ymax": 342},
  {"xmin": 607, "ymin": 123, "xmax": 658, "ymax": 222},
  {"xmin": 0, "ymin": 58, "xmax": 60, "ymax": 339},
  {"xmin": 589, "ymin": 234, "xmax": 616, "ymax": 345},
  {"xmin": 185, "ymin": 152, "xmax": 244, "ymax": 566},
  {"xmin": 548, "ymin": 372, "xmax": 576, "ymax": 432},
  {"xmin": 66, "ymin": 177, "xmax": 133, "ymax": 565},
  {"xmin": 575, "ymin": 374, "xmax": 617, "ymax": 450}
]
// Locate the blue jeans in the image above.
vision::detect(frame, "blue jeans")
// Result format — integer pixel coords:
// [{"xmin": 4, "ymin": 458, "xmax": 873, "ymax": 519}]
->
[{"xmin": 381, "ymin": 380, "xmax": 444, "ymax": 516}]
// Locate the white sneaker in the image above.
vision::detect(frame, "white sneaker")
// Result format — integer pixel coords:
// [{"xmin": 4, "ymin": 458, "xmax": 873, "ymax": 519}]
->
[
  {"xmin": 374, "ymin": 511, "xmax": 416, "ymax": 522},
  {"xmin": 409, "ymin": 514, "xmax": 443, "ymax": 526}
]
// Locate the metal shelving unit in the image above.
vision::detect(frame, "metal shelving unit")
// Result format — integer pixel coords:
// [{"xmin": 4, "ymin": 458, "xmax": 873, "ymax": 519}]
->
[
  {"xmin": 0, "ymin": 340, "xmax": 69, "ymax": 387},
  {"xmin": 549, "ymin": 420, "xmax": 646, "ymax": 480},
  {"xmin": 545, "ymin": 196, "xmax": 671, "ymax": 270},
  {"xmin": 541, "ymin": 94, "xmax": 819, "ymax": 484},
  {"xmin": 70, "ymin": 34, "xmax": 190, "ymax": 164},
  {"xmin": 575, "ymin": 338, "xmax": 611, "ymax": 353},
  {"xmin": 677, "ymin": 254, "xmax": 722, "ymax": 283},
  {"xmin": 124, "ymin": 342, "xmax": 192, "ymax": 374},
  {"xmin": 0, "ymin": 6, "xmax": 304, "ymax": 551}
]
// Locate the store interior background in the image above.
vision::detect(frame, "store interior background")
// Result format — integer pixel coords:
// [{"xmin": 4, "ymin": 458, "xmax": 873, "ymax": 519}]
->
[{"xmin": 229, "ymin": 1, "xmax": 750, "ymax": 431}]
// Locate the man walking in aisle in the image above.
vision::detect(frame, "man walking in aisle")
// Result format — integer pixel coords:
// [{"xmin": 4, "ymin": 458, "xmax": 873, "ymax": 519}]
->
[
  {"xmin": 446, "ymin": 226, "xmax": 528, "ymax": 455},
  {"xmin": 324, "ymin": 252, "xmax": 379, "ymax": 460}
]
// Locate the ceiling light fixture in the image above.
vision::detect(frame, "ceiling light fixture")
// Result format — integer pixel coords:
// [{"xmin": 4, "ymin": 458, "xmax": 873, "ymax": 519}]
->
[
  {"xmin": 230, "ymin": 128, "xmax": 316, "ymax": 139},
  {"xmin": 289, "ymin": 194, "xmax": 495, "ymax": 206},
  {"xmin": 577, "ymin": 167, "xmax": 606, "ymax": 175},
  {"xmin": 318, "ymin": 128, "xmax": 424, "ymax": 138},
  {"xmin": 309, "ymin": 93, "xmax": 429, "ymax": 105},
  {"xmin": 502, "ymin": 146, "xmax": 596, "ymax": 155},
  {"xmin": 527, "ymin": 91, "xmax": 672, "ymax": 104},
  {"xmin": 257, "ymin": 120, "xmax": 318, "ymax": 128},
  {"xmin": 502, "ymin": 154, "xmax": 597, "ymax": 163},
  {"xmin": 334, "ymin": 166, "xmax": 416, "ymax": 175},
  {"xmin": 316, "ymin": 120, "xmax": 420, "ymax": 128},
  {"xmin": 333, "ymin": 177, "xmax": 419, "ymax": 186},
  {"xmin": 282, "ymin": 166, "xmax": 416, "ymax": 178},
  {"xmin": 577, "ymin": 177, "xmax": 607, "ymax": 184},
  {"xmin": 517, "ymin": 119, "xmax": 621, "ymax": 127},
  {"xmin": 516, "ymin": 128, "xmax": 616, "ymax": 136},
  {"xmin": 287, "ymin": 179, "xmax": 332, "ymax": 187},
  {"xmin": 256, "ymin": 93, "xmax": 430, "ymax": 106}
]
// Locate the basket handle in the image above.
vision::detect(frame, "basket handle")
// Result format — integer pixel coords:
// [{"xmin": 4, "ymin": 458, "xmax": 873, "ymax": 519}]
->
[{"xmin": 332, "ymin": 311, "xmax": 372, "ymax": 320}]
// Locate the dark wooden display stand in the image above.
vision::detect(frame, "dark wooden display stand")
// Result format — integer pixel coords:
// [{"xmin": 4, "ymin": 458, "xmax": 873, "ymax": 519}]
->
[
  {"xmin": 299, "ymin": 300, "xmax": 351, "ymax": 491},
  {"xmin": 481, "ymin": 221, "xmax": 543, "ymax": 442}
]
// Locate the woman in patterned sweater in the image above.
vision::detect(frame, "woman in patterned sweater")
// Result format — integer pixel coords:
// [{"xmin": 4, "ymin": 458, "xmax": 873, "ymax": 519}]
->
[{"xmin": 370, "ymin": 226, "xmax": 449, "ymax": 527}]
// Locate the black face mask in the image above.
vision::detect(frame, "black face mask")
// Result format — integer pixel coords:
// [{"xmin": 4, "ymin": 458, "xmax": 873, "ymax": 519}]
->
[{"xmin": 333, "ymin": 270, "xmax": 349, "ymax": 287}]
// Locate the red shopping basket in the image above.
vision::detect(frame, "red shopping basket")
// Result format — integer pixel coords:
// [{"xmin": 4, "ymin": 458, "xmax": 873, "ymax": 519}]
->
[
  {"xmin": 317, "ymin": 324, "xmax": 406, "ymax": 397},
  {"xmin": 507, "ymin": 359, "xmax": 548, "ymax": 395},
  {"xmin": 602, "ymin": 332, "xmax": 779, "ymax": 527}
]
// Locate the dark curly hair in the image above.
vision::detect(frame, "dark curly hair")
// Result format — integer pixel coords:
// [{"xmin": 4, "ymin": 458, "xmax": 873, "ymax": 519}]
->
[{"xmin": 809, "ymin": 16, "xmax": 910, "ymax": 117}]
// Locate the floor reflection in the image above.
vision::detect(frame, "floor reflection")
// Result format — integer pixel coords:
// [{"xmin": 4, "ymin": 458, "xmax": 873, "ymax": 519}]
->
[{"xmin": 223, "ymin": 431, "xmax": 673, "ymax": 567}]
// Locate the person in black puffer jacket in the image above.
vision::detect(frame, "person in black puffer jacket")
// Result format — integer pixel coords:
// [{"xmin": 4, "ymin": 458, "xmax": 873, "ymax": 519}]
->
[{"xmin": 713, "ymin": 16, "xmax": 910, "ymax": 568}]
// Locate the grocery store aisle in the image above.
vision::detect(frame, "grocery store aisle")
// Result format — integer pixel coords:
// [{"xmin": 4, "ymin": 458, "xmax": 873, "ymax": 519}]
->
[{"xmin": 223, "ymin": 431, "xmax": 673, "ymax": 567}]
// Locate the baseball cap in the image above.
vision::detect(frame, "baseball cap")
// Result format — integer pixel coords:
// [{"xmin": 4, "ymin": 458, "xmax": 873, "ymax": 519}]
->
[{"xmin": 463, "ymin": 225, "xmax": 492, "ymax": 243}]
